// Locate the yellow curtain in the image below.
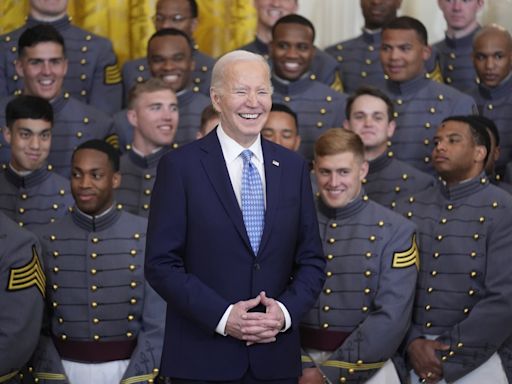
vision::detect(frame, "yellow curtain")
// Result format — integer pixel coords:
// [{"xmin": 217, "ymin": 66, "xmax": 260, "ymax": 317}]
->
[{"xmin": 0, "ymin": 0, "xmax": 256, "ymax": 65}]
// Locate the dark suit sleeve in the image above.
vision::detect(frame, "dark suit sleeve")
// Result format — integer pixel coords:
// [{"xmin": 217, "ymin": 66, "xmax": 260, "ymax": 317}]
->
[
  {"xmin": 145, "ymin": 155, "xmax": 231, "ymax": 331},
  {"xmin": 275, "ymin": 161, "xmax": 326, "ymax": 324}
]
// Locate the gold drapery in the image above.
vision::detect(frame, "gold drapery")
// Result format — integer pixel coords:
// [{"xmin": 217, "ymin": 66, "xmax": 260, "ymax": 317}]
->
[{"xmin": 0, "ymin": 0, "xmax": 256, "ymax": 65}]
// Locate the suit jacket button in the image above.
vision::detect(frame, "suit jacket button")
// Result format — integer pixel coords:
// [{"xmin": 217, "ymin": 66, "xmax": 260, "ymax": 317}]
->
[{"xmin": 254, "ymin": 263, "xmax": 260, "ymax": 270}]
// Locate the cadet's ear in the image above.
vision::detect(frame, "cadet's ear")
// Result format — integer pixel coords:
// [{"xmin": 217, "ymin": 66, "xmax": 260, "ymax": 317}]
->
[
  {"xmin": 112, "ymin": 171, "xmax": 121, "ymax": 189},
  {"xmin": 2, "ymin": 126, "xmax": 12, "ymax": 145},
  {"xmin": 475, "ymin": 145, "xmax": 487, "ymax": 164}
]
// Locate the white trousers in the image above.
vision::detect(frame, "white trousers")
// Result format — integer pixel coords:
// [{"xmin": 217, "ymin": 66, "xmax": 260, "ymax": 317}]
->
[
  {"xmin": 62, "ymin": 359, "xmax": 130, "ymax": 384},
  {"xmin": 306, "ymin": 348, "xmax": 400, "ymax": 384}
]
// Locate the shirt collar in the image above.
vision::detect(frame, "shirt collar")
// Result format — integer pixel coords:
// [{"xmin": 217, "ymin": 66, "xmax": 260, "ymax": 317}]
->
[{"xmin": 216, "ymin": 123, "xmax": 263, "ymax": 164}]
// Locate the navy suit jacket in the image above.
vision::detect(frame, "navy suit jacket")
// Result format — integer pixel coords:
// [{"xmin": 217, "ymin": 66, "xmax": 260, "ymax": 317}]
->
[{"xmin": 145, "ymin": 129, "xmax": 325, "ymax": 381}]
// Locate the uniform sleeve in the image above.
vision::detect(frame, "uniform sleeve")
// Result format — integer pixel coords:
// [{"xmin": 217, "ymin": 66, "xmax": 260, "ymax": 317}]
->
[
  {"xmin": 121, "ymin": 283, "xmax": 166, "ymax": 384},
  {"xmin": 31, "ymin": 334, "xmax": 69, "ymax": 384},
  {"xmin": 450, "ymin": 92, "xmax": 477, "ymax": 116},
  {"xmin": 88, "ymin": 38, "xmax": 122, "ymax": 115},
  {"xmin": 0, "ymin": 229, "xmax": 45, "ymax": 377},
  {"xmin": 436, "ymin": 208, "xmax": 512, "ymax": 382},
  {"xmin": 320, "ymin": 223, "xmax": 418, "ymax": 383}
]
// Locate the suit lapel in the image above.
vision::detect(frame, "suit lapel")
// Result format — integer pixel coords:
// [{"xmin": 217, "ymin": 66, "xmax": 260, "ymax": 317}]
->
[
  {"xmin": 199, "ymin": 130, "xmax": 252, "ymax": 251},
  {"xmin": 259, "ymin": 140, "xmax": 282, "ymax": 256}
]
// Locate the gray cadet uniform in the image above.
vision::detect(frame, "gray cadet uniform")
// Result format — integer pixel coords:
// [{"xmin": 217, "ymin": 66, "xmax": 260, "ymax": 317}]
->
[
  {"xmin": 0, "ymin": 93, "xmax": 117, "ymax": 178},
  {"xmin": 325, "ymin": 30, "xmax": 386, "ymax": 95},
  {"xmin": 301, "ymin": 193, "xmax": 418, "ymax": 383},
  {"xmin": 121, "ymin": 48, "xmax": 215, "ymax": 101},
  {"xmin": 0, "ymin": 16, "xmax": 122, "ymax": 115},
  {"xmin": 271, "ymin": 75, "xmax": 347, "ymax": 161},
  {"xmin": 383, "ymin": 75, "xmax": 476, "ymax": 173},
  {"xmin": 0, "ymin": 211, "xmax": 45, "ymax": 384},
  {"xmin": 363, "ymin": 151, "xmax": 435, "ymax": 209},
  {"xmin": 394, "ymin": 174, "xmax": 512, "ymax": 382},
  {"xmin": 114, "ymin": 88, "xmax": 210, "ymax": 151},
  {"xmin": 432, "ymin": 28, "xmax": 480, "ymax": 94},
  {"xmin": 30, "ymin": 205, "xmax": 165, "ymax": 384},
  {"xmin": 240, "ymin": 37, "xmax": 343, "ymax": 92},
  {"xmin": 0, "ymin": 165, "xmax": 73, "ymax": 230},
  {"xmin": 117, "ymin": 147, "xmax": 169, "ymax": 217},
  {"xmin": 469, "ymin": 76, "xmax": 512, "ymax": 174}
]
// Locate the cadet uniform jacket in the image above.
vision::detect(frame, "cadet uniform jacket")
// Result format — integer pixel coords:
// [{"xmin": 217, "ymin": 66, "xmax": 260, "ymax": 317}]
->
[
  {"xmin": 394, "ymin": 174, "xmax": 512, "ymax": 382},
  {"xmin": 121, "ymin": 48, "xmax": 215, "ymax": 102},
  {"xmin": 271, "ymin": 74, "xmax": 347, "ymax": 161},
  {"xmin": 383, "ymin": 74, "xmax": 476, "ymax": 173},
  {"xmin": 0, "ymin": 165, "xmax": 73, "ymax": 230},
  {"xmin": 432, "ymin": 28, "xmax": 480, "ymax": 94},
  {"xmin": 0, "ymin": 15, "xmax": 122, "ymax": 115},
  {"xmin": 301, "ymin": 193, "xmax": 418, "ymax": 383},
  {"xmin": 31, "ymin": 206, "xmax": 165, "ymax": 384},
  {"xmin": 325, "ymin": 29, "xmax": 386, "ymax": 95},
  {"xmin": 0, "ymin": 211, "xmax": 45, "ymax": 384},
  {"xmin": 117, "ymin": 147, "xmax": 169, "ymax": 217},
  {"xmin": 364, "ymin": 152, "xmax": 435, "ymax": 209},
  {"xmin": 0, "ymin": 93, "xmax": 117, "ymax": 178}
]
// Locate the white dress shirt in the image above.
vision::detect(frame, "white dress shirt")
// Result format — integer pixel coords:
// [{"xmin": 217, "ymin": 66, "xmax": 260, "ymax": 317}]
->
[{"xmin": 214, "ymin": 124, "xmax": 291, "ymax": 336}]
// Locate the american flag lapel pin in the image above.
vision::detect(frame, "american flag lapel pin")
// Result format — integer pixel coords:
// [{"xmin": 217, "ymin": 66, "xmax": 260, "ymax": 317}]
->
[{"xmin": 272, "ymin": 160, "xmax": 280, "ymax": 167}]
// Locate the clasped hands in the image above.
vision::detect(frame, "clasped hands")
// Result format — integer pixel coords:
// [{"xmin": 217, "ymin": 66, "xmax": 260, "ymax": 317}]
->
[{"xmin": 226, "ymin": 291, "xmax": 285, "ymax": 345}]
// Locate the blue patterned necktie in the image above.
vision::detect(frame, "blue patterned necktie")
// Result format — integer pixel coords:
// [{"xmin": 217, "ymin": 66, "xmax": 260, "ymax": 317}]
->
[{"xmin": 240, "ymin": 149, "xmax": 265, "ymax": 254}]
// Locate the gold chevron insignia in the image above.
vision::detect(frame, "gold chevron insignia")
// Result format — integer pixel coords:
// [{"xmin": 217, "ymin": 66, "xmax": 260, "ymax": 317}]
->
[
  {"xmin": 105, "ymin": 133, "xmax": 120, "ymax": 149},
  {"xmin": 392, "ymin": 234, "xmax": 419, "ymax": 270},
  {"xmin": 8, "ymin": 245, "xmax": 46, "ymax": 297},
  {"xmin": 330, "ymin": 71, "xmax": 344, "ymax": 93},
  {"xmin": 104, "ymin": 64, "xmax": 122, "ymax": 85}
]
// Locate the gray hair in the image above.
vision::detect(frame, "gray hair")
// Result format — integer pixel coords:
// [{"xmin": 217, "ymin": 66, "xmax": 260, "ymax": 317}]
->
[{"xmin": 210, "ymin": 50, "xmax": 272, "ymax": 94}]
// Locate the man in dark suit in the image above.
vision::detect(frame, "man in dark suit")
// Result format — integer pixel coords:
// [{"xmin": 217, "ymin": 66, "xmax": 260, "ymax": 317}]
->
[{"xmin": 145, "ymin": 50, "xmax": 326, "ymax": 383}]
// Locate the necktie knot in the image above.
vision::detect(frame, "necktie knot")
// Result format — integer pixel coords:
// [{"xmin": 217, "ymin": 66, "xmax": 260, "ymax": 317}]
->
[{"xmin": 241, "ymin": 149, "xmax": 253, "ymax": 164}]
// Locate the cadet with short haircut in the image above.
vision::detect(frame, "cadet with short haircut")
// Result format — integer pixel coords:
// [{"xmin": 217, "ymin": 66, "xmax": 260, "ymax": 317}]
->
[
  {"xmin": 394, "ymin": 116, "xmax": 512, "ymax": 383},
  {"xmin": 117, "ymin": 78, "xmax": 179, "ymax": 217},
  {"xmin": 469, "ymin": 24, "xmax": 512, "ymax": 176},
  {"xmin": 344, "ymin": 86, "xmax": 434, "ymax": 208},
  {"xmin": 300, "ymin": 128, "xmax": 418, "ymax": 384},
  {"xmin": 270, "ymin": 14, "xmax": 347, "ymax": 161},
  {"xmin": 261, "ymin": 103, "xmax": 300, "ymax": 152},
  {"xmin": 0, "ymin": 25, "xmax": 117, "ymax": 178},
  {"xmin": 0, "ymin": 95, "xmax": 73, "ymax": 229},
  {"xmin": 31, "ymin": 140, "xmax": 165, "ymax": 384},
  {"xmin": 0, "ymin": 0, "xmax": 122, "ymax": 114},
  {"xmin": 380, "ymin": 16, "xmax": 476, "ymax": 173}
]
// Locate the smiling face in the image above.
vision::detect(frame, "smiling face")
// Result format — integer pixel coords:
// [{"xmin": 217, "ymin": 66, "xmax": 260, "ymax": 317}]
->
[
  {"xmin": 473, "ymin": 28, "xmax": 512, "ymax": 88},
  {"xmin": 148, "ymin": 34, "xmax": 194, "ymax": 92},
  {"xmin": 254, "ymin": 0, "xmax": 298, "ymax": 29},
  {"xmin": 71, "ymin": 148, "xmax": 120, "ymax": 215},
  {"xmin": 128, "ymin": 89, "xmax": 179, "ymax": 155},
  {"xmin": 315, "ymin": 151, "xmax": 368, "ymax": 209},
  {"xmin": 3, "ymin": 118, "xmax": 52, "ymax": 172},
  {"xmin": 360, "ymin": 0, "xmax": 402, "ymax": 30},
  {"xmin": 211, "ymin": 59, "xmax": 272, "ymax": 147},
  {"xmin": 344, "ymin": 94, "xmax": 395, "ymax": 159},
  {"xmin": 270, "ymin": 22, "xmax": 315, "ymax": 81},
  {"xmin": 432, "ymin": 120, "xmax": 485, "ymax": 185},
  {"xmin": 380, "ymin": 28, "xmax": 431, "ymax": 82},
  {"xmin": 16, "ymin": 42, "xmax": 67, "ymax": 101}
]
